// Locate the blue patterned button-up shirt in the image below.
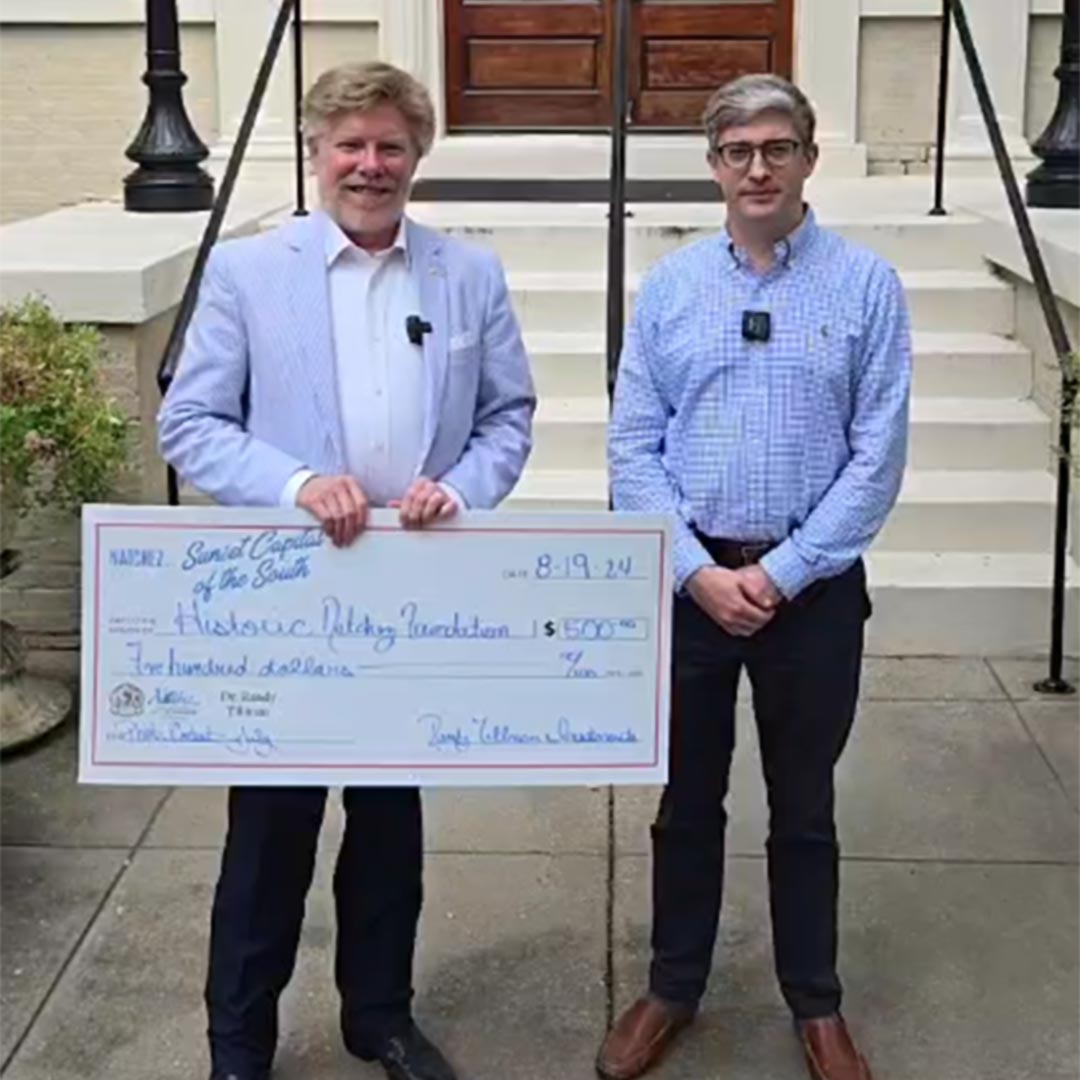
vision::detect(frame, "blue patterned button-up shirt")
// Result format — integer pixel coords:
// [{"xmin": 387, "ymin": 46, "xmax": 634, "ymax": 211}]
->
[{"xmin": 609, "ymin": 209, "xmax": 912, "ymax": 597}]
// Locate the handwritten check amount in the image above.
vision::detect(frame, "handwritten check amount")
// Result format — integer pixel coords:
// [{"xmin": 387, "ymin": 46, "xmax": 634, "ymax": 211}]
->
[{"xmin": 80, "ymin": 506, "xmax": 673, "ymax": 787}]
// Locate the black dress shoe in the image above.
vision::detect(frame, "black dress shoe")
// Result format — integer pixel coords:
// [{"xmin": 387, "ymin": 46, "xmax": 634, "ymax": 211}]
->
[{"xmin": 347, "ymin": 1021, "xmax": 458, "ymax": 1080}]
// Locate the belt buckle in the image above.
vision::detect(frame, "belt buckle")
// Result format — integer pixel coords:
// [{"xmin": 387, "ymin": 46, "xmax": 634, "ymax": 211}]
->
[{"xmin": 739, "ymin": 542, "xmax": 771, "ymax": 566}]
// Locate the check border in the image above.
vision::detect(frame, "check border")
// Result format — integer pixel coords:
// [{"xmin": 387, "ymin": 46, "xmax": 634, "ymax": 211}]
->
[{"xmin": 90, "ymin": 519, "xmax": 670, "ymax": 774}]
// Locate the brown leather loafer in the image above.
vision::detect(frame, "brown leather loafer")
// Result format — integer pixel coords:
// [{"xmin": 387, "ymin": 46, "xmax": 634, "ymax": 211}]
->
[
  {"xmin": 595, "ymin": 995, "xmax": 694, "ymax": 1080},
  {"xmin": 797, "ymin": 1015, "xmax": 874, "ymax": 1080}
]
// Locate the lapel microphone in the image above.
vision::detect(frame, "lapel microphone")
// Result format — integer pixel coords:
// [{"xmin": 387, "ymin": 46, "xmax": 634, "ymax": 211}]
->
[
  {"xmin": 405, "ymin": 315, "xmax": 433, "ymax": 346},
  {"xmin": 742, "ymin": 311, "xmax": 771, "ymax": 343}
]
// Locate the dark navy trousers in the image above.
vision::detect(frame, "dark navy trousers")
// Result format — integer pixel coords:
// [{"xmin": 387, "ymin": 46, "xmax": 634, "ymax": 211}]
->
[
  {"xmin": 649, "ymin": 558, "xmax": 870, "ymax": 1020},
  {"xmin": 205, "ymin": 785, "xmax": 422, "ymax": 1076}
]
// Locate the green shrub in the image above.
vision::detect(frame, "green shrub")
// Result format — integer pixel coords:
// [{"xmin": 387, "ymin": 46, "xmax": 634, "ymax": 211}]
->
[{"xmin": 0, "ymin": 297, "xmax": 128, "ymax": 517}]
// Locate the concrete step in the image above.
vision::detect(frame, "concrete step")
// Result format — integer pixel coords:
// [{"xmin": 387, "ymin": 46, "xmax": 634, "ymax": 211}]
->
[
  {"xmin": 508, "ymin": 466, "xmax": 1057, "ymax": 553},
  {"xmin": 525, "ymin": 329, "xmax": 1033, "ymax": 399},
  {"xmin": 879, "ymin": 470, "xmax": 1056, "ymax": 552},
  {"xmin": 628, "ymin": 211, "xmax": 988, "ymax": 274},
  {"xmin": 909, "ymin": 332, "xmax": 1032, "ymax": 398},
  {"xmin": 508, "ymin": 269, "xmax": 1014, "ymax": 335},
  {"xmin": 865, "ymin": 552, "xmax": 1078, "ymax": 656},
  {"xmin": 530, "ymin": 396, "xmax": 609, "ymax": 470},
  {"xmin": 526, "ymin": 332, "xmax": 608, "ymax": 398},
  {"xmin": 505, "ymin": 468, "xmax": 609, "ymax": 512},
  {"xmin": 405, "ymin": 202, "xmax": 987, "ymax": 273},
  {"xmin": 183, "ymin": 467, "xmax": 1061, "ymax": 559},
  {"xmin": 530, "ymin": 395, "xmax": 1051, "ymax": 471},
  {"xmin": 906, "ymin": 397, "xmax": 1051, "ymax": 470}
]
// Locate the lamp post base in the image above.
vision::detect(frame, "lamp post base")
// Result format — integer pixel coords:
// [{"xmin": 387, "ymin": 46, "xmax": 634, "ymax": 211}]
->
[
  {"xmin": 1026, "ymin": 164, "xmax": 1080, "ymax": 209},
  {"xmin": 124, "ymin": 164, "xmax": 214, "ymax": 213}
]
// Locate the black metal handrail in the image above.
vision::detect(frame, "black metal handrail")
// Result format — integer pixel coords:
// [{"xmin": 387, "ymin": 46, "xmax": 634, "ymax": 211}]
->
[
  {"xmin": 932, "ymin": 0, "xmax": 1076, "ymax": 693},
  {"xmin": 291, "ymin": 0, "xmax": 308, "ymax": 216},
  {"xmin": 929, "ymin": 4, "xmax": 951, "ymax": 216},
  {"xmin": 605, "ymin": 0, "xmax": 631, "ymax": 404},
  {"xmin": 157, "ymin": 0, "xmax": 302, "ymax": 504}
]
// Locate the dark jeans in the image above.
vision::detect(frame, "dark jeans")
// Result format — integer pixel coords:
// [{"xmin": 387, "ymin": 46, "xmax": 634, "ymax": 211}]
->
[
  {"xmin": 649, "ymin": 559, "xmax": 870, "ymax": 1020},
  {"xmin": 205, "ymin": 785, "xmax": 422, "ymax": 1076}
]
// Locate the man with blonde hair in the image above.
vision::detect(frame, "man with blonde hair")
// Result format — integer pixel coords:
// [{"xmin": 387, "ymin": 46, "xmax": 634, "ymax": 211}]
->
[
  {"xmin": 597, "ymin": 74, "xmax": 910, "ymax": 1080},
  {"xmin": 160, "ymin": 61, "xmax": 534, "ymax": 1080}
]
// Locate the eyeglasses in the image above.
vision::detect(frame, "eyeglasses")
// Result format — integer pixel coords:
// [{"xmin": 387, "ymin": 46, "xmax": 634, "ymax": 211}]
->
[{"xmin": 712, "ymin": 139, "xmax": 802, "ymax": 170}]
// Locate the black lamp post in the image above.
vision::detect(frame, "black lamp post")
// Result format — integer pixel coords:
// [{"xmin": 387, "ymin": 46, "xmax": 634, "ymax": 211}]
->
[
  {"xmin": 124, "ymin": 0, "xmax": 214, "ymax": 212},
  {"xmin": 1027, "ymin": 0, "xmax": 1080, "ymax": 208}
]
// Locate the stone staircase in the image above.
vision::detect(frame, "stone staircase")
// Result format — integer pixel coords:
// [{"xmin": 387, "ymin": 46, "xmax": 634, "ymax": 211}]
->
[{"xmin": 404, "ymin": 196, "xmax": 1077, "ymax": 657}]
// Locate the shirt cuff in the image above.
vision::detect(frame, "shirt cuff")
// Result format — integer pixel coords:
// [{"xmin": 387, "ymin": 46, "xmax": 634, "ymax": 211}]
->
[
  {"xmin": 280, "ymin": 468, "xmax": 316, "ymax": 508},
  {"xmin": 673, "ymin": 528, "xmax": 714, "ymax": 593},
  {"xmin": 439, "ymin": 481, "xmax": 468, "ymax": 510},
  {"xmin": 758, "ymin": 540, "xmax": 817, "ymax": 600}
]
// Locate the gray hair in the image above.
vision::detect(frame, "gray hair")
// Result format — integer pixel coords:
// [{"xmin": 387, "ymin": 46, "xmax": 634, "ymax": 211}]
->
[
  {"xmin": 703, "ymin": 74, "xmax": 816, "ymax": 154},
  {"xmin": 302, "ymin": 61, "xmax": 436, "ymax": 157}
]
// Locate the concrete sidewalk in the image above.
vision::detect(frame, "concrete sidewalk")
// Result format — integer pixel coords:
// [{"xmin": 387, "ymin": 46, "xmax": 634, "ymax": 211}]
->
[{"xmin": 2, "ymin": 657, "xmax": 1077, "ymax": 1080}]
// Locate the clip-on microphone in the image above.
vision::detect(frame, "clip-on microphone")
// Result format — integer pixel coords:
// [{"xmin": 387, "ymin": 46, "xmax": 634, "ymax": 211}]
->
[
  {"xmin": 405, "ymin": 315, "xmax": 433, "ymax": 346},
  {"xmin": 741, "ymin": 311, "xmax": 772, "ymax": 343}
]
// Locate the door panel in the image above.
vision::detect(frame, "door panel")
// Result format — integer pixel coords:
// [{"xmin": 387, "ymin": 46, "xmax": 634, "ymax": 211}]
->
[
  {"xmin": 444, "ymin": 1, "xmax": 611, "ymax": 130},
  {"xmin": 643, "ymin": 39, "xmax": 770, "ymax": 91},
  {"xmin": 469, "ymin": 41, "xmax": 599, "ymax": 90},
  {"xmin": 631, "ymin": 0, "xmax": 794, "ymax": 129}
]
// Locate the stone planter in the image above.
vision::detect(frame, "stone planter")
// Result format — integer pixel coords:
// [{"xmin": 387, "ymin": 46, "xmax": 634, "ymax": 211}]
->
[{"xmin": 0, "ymin": 492, "xmax": 73, "ymax": 754}]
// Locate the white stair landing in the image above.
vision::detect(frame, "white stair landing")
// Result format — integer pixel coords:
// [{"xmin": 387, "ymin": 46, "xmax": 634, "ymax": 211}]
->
[{"xmin": 866, "ymin": 553, "xmax": 1078, "ymax": 657}]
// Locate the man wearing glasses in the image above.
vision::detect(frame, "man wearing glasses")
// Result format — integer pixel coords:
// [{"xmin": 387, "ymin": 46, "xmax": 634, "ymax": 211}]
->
[{"xmin": 597, "ymin": 75, "xmax": 911, "ymax": 1080}]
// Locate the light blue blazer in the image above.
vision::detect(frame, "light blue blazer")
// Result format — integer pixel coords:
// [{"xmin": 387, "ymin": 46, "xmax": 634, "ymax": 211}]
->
[{"xmin": 158, "ymin": 213, "xmax": 535, "ymax": 509}]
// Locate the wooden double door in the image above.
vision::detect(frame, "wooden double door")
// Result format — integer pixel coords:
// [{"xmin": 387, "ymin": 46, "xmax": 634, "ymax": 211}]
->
[{"xmin": 444, "ymin": 0, "xmax": 795, "ymax": 131}]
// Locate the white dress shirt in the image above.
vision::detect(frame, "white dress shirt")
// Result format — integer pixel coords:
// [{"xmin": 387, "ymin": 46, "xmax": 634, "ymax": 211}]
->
[{"xmin": 281, "ymin": 212, "xmax": 437, "ymax": 508}]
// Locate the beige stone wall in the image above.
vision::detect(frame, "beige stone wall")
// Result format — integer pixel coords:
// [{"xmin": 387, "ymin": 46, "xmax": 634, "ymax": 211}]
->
[
  {"xmin": 858, "ymin": 18, "xmax": 939, "ymax": 176},
  {"xmin": 858, "ymin": 14, "xmax": 1064, "ymax": 175},
  {"xmin": 0, "ymin": 25, "xmax": 218, "ymax": 224},
  {"xmin": 99, "ymin": 306, "xmax": 182, "ymax": 508},
  {"xmin": 0, "ymin": 20, "xmax": 378, "ymax": 226}
]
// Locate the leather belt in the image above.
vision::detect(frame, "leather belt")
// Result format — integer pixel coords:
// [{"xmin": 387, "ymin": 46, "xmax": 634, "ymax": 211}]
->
[{"xmin": 694, "ymin": 532, "xmax": 778, "ymax": 570}]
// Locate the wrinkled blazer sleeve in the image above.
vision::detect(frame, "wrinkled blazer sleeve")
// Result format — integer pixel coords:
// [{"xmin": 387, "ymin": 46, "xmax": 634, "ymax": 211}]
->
[
  {"xmin": 437, "ymin": 252, "xmax": 535, "ymax": 509},
  {"xmin": 156, "ymin": 247, "xmax": 305, "ymax": 507}
]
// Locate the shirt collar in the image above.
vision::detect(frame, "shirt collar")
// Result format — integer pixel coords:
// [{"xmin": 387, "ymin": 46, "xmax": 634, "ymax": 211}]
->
[
  {"xmin": 320, "ymin": 210, "xmax": 410, "ymax": 269},
  {"xmin": 722, "ymin": 205, "xmax": 818, "ymax": 272}
]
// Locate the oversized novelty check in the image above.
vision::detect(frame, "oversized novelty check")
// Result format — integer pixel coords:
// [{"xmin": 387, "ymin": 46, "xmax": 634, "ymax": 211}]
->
[{"xmin": 80, "ymin": 505, "xmax": 672, "ymax": 786}]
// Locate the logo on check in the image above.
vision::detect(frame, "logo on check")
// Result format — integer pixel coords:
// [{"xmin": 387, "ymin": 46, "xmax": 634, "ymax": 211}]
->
[{"xmin": 109, "ymin": 683, "xmax": 145, "ymax": 718}]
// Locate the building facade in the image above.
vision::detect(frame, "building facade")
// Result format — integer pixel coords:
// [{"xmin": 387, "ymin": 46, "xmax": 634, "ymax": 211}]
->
[
  {"xmin": 0, "ymin": 0, "xmax": 1076, "ymax": 667},
  {"xmin": 0, "ymin": 0, "xmax": 1066, "ymax": 222}
]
